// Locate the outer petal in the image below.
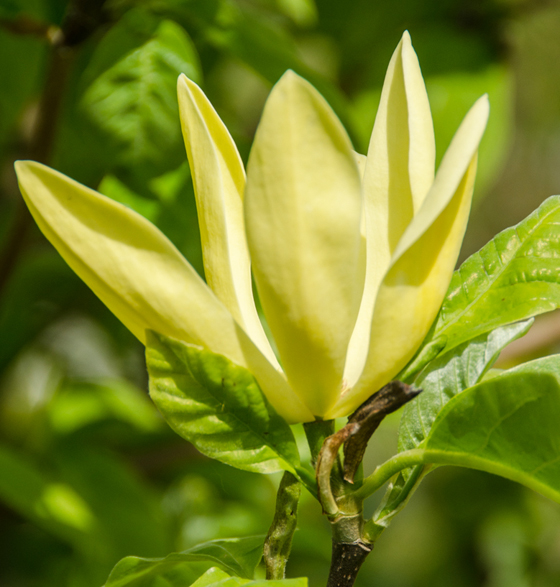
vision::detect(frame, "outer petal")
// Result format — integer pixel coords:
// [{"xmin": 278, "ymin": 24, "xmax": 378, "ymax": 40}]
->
[
  {"xmin": 244, "ymin": 71, "xmax": 363, "ymax": 417},
  {"xmin": 15, "ymin": 161, "xmax": 313, "ymax": 423},
  {"xmin": 330, "ymin": 95, "xmax": 489, "ymax": 418},
  {"xmin": 352, "ymin": 151, "xmax": 367, "ymax": 180},
  {"xmin": 177, "ymin": 75, "xmax": 277, "ymax": 367},
  {"xmin": 344, "ymin": 31, "xmax": 436, "ymax": 385}
]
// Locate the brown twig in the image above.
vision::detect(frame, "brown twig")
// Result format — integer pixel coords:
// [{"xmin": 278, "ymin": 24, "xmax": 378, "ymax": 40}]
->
[{"xmin": 316, "ymin": 381, "xmax": 421, "ymax": 515}]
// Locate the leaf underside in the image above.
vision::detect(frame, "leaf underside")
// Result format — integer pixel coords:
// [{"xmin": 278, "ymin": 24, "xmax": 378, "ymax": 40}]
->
[{"xmin": 398, "ymin": 320, "xmax": 533, "ymax": 453}]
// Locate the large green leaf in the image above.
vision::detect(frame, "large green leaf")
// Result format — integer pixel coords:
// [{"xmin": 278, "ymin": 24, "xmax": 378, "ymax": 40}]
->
[
  {"xmin": 146, "ymin": 331, "xmax": 301, "ymax": 474},
  {"xmin": 81, "ymin": 18, "xmax": 200, "ymax": 179},
  {"xmin": 398, "ymin": 320, "xmax": 533, "ymax": 452},
  {"xmin": 361, "ymin": 354, "xmax": 560, "ymax": 525},
  {"xmin": 423, "ymin": 195, "xmax": 560, "ymax": 355},
  {"xmin": 104, "ymin": 537, "xmax": 264, "ymax": 586},
  {"xmin": 419, "ymin": 355, "xmax": 560, "ymax": 503}
]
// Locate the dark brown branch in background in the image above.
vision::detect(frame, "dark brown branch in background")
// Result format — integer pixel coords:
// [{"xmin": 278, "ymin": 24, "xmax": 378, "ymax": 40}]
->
[{"xmin": 0, "ymin": 0, "xmax": 108, "ymax": 296}]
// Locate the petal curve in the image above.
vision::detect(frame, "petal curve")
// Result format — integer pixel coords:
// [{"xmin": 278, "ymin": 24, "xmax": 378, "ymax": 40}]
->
[{"xmin": 15, "ymin": 161, "xmax": 313, "ymax": 423}]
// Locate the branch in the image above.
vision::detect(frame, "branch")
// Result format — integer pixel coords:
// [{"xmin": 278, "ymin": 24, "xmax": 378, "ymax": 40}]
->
[
  {"xmin": 316, "ymin": 382, "xmax": 421, "ymax": 515},
  {"xmin": 326, "ymin": 540, "xmax": 373, "ymax": 587}
]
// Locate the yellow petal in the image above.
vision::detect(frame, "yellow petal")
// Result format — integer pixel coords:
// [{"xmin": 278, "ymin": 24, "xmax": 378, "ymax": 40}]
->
[
  {"xmin": 330, "ymin": 95, "xmax": 489, "ymax": 418},
  {"xmin": 344, "ymin": 31, "xmax": 436, "ymax": 385},
  {"xmin": 15, "ymin": 161, "xmax": 313, "ymax": 423},
  {"xmin": 352, "ymin": 151, "xmax": 367, "ymax": 180},
  {"xmin": 177, "ymin": 75, "xmax": 277, "ymax": 367},
  {"xmin": 244, "ymin": 71, "xmax": 363, "ymax": 417}
]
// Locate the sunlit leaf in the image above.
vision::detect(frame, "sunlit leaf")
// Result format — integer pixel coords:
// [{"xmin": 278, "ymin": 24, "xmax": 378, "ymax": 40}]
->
[
  {"xmin": 422, "ymin": 195, "xmax": 560, "ymax": 355},
  {"xmin": 146, "ymin": 331, "xmax": 301, "ymax": 474},
  {"xmin": 190, "ymin": 567, "xmax": 238, "ymax": 587}
]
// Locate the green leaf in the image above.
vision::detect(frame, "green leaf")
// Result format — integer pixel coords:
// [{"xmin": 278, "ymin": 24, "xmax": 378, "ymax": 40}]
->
[
  {"xmin": 104, "ymin": 537, "xmax": 264, "ymax": 586},
  {"xmin": 424, "ymin": 195, "xmax": 560, "ymax": 355},
  {"xmin": 359, "ymin": 354, "xmax": 560, "ymax": 518},
  {"xmin": 146, "ymin": 331, "xmax": 301, "ymax": 474},
  {"xmin": 398, "ymin": 320, "xmax": 533, "ymax": 453},
  {"xmin": 421, "ymin": 355, "xmax": 560, "ymax": 503},
  {"xmin": 245, "ymin": 580, "xmax": 307, "ymax": 587},
  {"xmin": 81, "ymin": 18, "xmax": 201, "ymax": 179},
  {"xmin": 190, "ymin": 568, "xmax": 239, "ymax": 587}
]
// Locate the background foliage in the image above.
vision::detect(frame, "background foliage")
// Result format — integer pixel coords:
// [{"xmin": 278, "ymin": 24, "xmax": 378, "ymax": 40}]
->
[{"xmin": 2, "ymin": 0, "xmax": 560, "ymax": 585}]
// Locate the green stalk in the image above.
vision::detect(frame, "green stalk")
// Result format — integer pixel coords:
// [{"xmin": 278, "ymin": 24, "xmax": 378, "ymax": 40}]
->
[
  {"xmin": 264, "ymin": 471, "xmax": 301, "ymax": 580},
  {"xmin": 351, "ymin": 449, "xmax": 426, "ymax": 502}
]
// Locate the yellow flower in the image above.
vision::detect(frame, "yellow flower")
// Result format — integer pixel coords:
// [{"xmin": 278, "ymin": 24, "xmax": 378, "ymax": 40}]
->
[{"xmin": 15, "ymin": 32, "xmax": 488, "ymax": 424}]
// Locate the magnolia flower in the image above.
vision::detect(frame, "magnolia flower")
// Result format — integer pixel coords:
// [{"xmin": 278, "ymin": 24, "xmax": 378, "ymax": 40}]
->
[{"xmin": 15, "ymin": 32, "xmax": 488, "ymax": 424}]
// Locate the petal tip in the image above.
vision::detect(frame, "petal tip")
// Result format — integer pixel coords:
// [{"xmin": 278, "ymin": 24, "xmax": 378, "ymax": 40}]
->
[
  {"xmin": 177, "ymin": 72, "xmax": 196, "ymax": 93},
  {"xmin": 472, "ymin": 93, "xmax": 491, "ymax": 126},
  {"xmin": 277, "ymin": 69, "xmax": 305, "ymax": 90},
  {"xmin": 15, "ymin": 159, "xmax": 43, "ymax": 183}
]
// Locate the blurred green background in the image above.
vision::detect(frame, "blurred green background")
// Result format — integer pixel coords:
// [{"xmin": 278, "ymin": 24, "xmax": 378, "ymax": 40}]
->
[{"xmin": 2, "ymin": 0, "xmax": 560, "ymax": 585}]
